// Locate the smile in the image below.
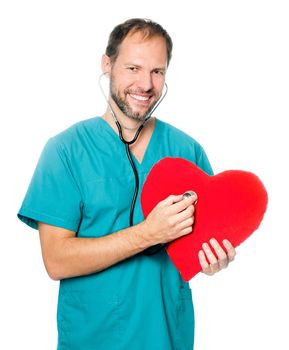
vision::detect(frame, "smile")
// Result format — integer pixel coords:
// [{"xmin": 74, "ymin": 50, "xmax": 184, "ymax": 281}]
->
[{"xmin": 129, "ymin": 94, "xmax": 151, "ymax": 102}]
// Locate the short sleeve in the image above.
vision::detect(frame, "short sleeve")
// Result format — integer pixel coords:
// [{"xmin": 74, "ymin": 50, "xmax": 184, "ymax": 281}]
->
[
  {"xmin": 18, "ymin": 137, "xmax": 83, "ymax": 231},
  {"xmin": 196, "ymin": 145, "xmax": 214, "ymax": 176}
]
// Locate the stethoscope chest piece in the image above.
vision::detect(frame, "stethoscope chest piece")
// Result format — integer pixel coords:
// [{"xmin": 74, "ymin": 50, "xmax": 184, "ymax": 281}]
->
[{"xmin": 182, "ymin": 190, "xmax": 198, "ymax": 202}]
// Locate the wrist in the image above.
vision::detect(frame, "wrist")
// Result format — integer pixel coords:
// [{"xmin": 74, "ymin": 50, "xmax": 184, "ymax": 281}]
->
[{"xmin": 132, "ymin": 221, "xmax": 153, "ymax": 250}]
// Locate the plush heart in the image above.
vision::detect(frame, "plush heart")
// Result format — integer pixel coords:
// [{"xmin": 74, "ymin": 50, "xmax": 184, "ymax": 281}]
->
[{"xmin": 141, "ymin": 157, "xmax": 268, "ymax": 281}]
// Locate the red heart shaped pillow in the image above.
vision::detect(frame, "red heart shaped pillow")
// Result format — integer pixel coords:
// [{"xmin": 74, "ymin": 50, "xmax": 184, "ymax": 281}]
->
[{"xmin": 141, "ymin": 157, "xmax": 268, "ymax": 281}]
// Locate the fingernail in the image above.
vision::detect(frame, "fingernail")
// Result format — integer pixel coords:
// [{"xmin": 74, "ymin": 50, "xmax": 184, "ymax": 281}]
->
[{"xmin": 209, "ymin": 238, "xmax": 217, "ymax": 245}]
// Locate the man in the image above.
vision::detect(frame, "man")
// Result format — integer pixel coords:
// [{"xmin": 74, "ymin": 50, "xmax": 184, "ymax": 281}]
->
[{"xmin": 18, "ymin": 18, "xmax": 236, "ymax": 349}]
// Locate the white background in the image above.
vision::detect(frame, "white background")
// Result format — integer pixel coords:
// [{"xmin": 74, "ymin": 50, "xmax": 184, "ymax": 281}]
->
[{"xmin": 1, "ymin": 0, "xmax": 288, "ymax": 349}]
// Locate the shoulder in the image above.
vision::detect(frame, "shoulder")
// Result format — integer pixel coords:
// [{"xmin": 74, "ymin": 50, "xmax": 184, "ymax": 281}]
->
[
  {"xmin": 45, "ymin": 116, "xmax": 102, "ymax": 152},
  {"xmin": 51, "ymin": 117, "xmax": 101, "ymax": 143},
  {"xmin": 156, "ymin": 118, "xmax": 213, "ymax": 175},
  {"xmin": 157, "ymin": 118, "xmax": 205, "ymax": 151}
]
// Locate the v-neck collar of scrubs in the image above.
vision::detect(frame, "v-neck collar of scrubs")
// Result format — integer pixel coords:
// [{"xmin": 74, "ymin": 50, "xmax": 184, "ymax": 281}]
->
[{"xmin": 98, "ymin": 116, "xmax": 159, "ymax": 168}]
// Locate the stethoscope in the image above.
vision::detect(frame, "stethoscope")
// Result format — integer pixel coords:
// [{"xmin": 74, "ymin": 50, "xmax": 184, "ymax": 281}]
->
[
  {"xmin": 99, "ymin": 72, "xmax": 169, "ymax": 254},
  {"xmin": 99, "ymin": 73, "xmax": 196, "ymax": 255}
]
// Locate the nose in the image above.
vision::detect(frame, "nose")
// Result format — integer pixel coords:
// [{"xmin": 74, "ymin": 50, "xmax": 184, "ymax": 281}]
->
[{"xmin": 138, "ymin": 72, "xmax": 153, "ymax": 92}]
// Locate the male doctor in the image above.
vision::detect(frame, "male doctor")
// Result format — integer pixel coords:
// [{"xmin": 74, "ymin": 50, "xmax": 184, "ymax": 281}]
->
[{"xmin": 18, "ymin": 18, "xmax": 236, "ymax": 350}]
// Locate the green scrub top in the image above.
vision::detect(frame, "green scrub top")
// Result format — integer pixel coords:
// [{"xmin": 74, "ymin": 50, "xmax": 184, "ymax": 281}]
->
[{"xmin": 18, "ymin": 117, "xmax": 213, "ymax": 350}]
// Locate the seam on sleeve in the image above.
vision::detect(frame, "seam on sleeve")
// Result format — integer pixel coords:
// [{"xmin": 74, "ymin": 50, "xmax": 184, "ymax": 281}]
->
[{"xmin": 18, "ymin": 206, "xmax": 80, "ymax": 232}]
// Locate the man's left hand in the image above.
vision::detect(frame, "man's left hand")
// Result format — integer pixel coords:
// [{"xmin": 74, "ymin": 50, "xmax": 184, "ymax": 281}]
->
[{"xmin": 198, "ymin": 238, "xmax": 236, "ymax": 276}]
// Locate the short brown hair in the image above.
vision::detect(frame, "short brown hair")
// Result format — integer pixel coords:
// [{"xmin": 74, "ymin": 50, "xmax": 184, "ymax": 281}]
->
[{"xmin": 105, "ymin": 18, "xmax": 173, "ymax": 65}]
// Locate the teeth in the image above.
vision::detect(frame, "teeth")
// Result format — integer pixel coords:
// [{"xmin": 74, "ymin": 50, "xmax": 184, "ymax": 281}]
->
[{"xmin": 130, "ymin": 94, "xmax": 150, "ymax": 101}]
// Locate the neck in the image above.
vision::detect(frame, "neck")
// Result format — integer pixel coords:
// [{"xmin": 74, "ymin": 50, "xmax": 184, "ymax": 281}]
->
[
  {"xmin": 102, "ymin": 97, "xmax": 149, "ymax": 133},
  {"xmin": 102, "ymin": 107, "xmax": 153, "ymax": 141},
  {"xmin": 114, "ymin": 113, "xmax": 143, "ymax": 131}
]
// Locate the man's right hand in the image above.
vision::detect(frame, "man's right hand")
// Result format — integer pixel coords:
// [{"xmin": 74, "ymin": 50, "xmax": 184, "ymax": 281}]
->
[{"xmin": 140, "ymin": 193, "xmax": 197, "ymax": 247}]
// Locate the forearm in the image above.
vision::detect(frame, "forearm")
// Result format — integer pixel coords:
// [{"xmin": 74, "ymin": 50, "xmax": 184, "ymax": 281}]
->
[
  {"xmin": 40, "ymin": 194, "xmax": 196, "ymax": 281},
  {"xmin": 41, "ymin": 222, "xmax": 151, "ymax": 280}
]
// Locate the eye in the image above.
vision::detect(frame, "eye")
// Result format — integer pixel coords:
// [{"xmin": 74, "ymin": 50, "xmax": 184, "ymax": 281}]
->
[
  {"xmin": 127, "ymin": 66, "xmax": 137, "ymax": 72},
  {"xmin": 153, "ymin": 69, "xmax": 165, "ymax": 76}
]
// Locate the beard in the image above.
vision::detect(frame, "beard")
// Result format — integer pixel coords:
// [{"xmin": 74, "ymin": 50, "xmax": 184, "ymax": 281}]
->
[{"xmin": 109, "ymin": 78, "xmax": 159, "ymax": 122}]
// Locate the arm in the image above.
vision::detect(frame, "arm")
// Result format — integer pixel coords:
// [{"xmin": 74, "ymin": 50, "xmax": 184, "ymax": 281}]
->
[{"xmin": 39, "ymin": 194, "xmax": 197, "ymax": 280}]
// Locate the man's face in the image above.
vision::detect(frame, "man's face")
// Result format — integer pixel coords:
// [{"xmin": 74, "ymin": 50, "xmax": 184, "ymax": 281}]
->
[{"xmin": 109, "ymin": 32, "xmax": 168, "ymax": 121}]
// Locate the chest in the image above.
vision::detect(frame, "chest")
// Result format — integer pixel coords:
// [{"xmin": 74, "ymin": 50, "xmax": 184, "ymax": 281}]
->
[
  {"xmin": 72, "ymin": 133, "xmax": 155, "ymax": 235},
  {"xmin": 122, "ymin": 124, "xmax": 154, "ymax": 164}
]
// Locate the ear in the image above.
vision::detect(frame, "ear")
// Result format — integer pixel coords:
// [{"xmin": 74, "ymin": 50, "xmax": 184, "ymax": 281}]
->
[{"xmin": 101, "ymin": 54, "xmax": 112, "ymax": 75}]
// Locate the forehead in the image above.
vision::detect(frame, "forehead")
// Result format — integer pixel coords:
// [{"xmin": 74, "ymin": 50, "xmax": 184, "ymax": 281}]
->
[{"xmin": 116, "ymin": 32, "xmax": 168, "ymax": 67}]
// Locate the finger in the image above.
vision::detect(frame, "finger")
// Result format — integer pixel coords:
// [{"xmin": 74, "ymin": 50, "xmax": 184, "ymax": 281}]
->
[
  {"xmin": 198, "ymin": 250, "xmax": 214, "ymax": 275},
  {"xmin": 169, "ymin": 195, "xmax": 197, "ymax": 215},
  {"xmin": 157, "ymin": 194, "xmax": 183, "ymax": 207},
  {"xmin": 202, "ymin": 242, "xmax": 218, "ymax": 264},
  {"xmin": 175, "ymin": 204, "xmax": 195, "ymax": 223},
  {"xmin": 209, "ymin": 238, "xmax": 229, "ymax": 269},
  {"xmin": 223, "ymin": 239, "xmax": 236, "ymax": 262},
  {"xmin": 179, "ymin": 225, "xmax": 193, "ymax": 237},
  {"xmin": 202, "ymin": 242, "xmax": 220, "ymax": 273},
  {"xmin": 177, "ymin": 216, "xmax": 194, "ymax": 232}
]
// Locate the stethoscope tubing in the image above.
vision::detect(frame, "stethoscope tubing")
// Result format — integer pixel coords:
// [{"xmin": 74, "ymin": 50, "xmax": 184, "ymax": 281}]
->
[{"xmin": 98, "ymin": 73, "xmax": 168, "ymax": 254}]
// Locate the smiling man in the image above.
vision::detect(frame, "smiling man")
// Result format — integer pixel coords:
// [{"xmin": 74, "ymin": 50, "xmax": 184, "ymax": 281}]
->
[
  {"xmin": 105, "ymin": 30, "xmax": 166, "ymax": 122},
  {"xmin": 18, "ymin": 18, "xmax": 235, "ymax": 350}
]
